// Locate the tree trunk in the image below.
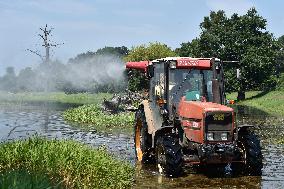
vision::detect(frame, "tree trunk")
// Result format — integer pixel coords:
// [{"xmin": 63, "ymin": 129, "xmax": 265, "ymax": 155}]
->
[
  {"xmin": 237, "ymin": 75, "xmax": 246, "ymax": 101},
  {"xmin": 237, "ymin": 91, "xmax": 245, "ymax": 101}
]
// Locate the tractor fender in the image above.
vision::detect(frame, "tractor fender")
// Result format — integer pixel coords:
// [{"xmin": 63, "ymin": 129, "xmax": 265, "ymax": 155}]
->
[
  {"xmin": 234, "ymin": 124, "xmax": 258, "ymax": 140},
  {"xmin": 153, "ymin": 126, "xmax": 175, "ymax": 146},
  {"xmin": 140, "ymin": 100, "xmax": 165, "ymax": 148},
  {"xmin": 236, "ymin": 124, "xmax": 255, "ymax": 132},
  {"xmin": 140, "ymin": 100, "xmax": 156, "ymax": 135},
  {"xmin": 141, "ymin": 100, "xmax": 163, "ymax": 135}
]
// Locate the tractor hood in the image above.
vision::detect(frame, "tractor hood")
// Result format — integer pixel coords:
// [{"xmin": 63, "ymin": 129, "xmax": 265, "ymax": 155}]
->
[{"xmin": 177, "ymin": 97, "xmax": 234, "ymax": 120}]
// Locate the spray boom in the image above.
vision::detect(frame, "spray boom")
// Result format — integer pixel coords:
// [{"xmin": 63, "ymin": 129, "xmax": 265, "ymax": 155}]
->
[{"xmin": 125, "ymin": 61, "xmax": 149, "ymax": 72}]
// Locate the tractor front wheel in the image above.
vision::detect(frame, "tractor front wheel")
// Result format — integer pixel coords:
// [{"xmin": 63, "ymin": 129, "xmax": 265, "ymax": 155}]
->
[
  {"xmin": 134, "ymin": 109, "xmax": 153, "ymax": 163},
  {"xmin": 156, "ymin": 135, "xmax": 183, "ymax": 177},
  {"xmin": 236, "ymin": 130, "xmax": 263, "ymax": 176}
]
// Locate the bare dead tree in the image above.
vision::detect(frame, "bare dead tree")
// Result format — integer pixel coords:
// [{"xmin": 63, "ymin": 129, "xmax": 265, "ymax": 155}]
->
[{"xmin": 27, "ymin": 24, "xmax": 64, "ymax": 63}]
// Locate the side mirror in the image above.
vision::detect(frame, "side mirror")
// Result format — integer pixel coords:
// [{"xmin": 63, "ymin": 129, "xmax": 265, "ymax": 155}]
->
[{"xmin": 147, "ymin": 64, "xmax": 154, "ymax": 78}]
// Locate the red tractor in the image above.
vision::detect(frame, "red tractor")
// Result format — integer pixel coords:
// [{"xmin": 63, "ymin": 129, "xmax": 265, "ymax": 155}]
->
[{"xmin": 126, "ymin": 57, "xmax": 262, "ymax": 177}]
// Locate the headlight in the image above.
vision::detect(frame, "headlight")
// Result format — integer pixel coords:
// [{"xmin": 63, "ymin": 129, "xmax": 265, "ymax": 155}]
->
[
  {"xmin": 169, "ymin": 61, "xmax": 176, "ymax": 69},
  {"xmin": 207, "ymin": 133, "xmax": 214, "ymax": 141},
  {"xmin": 221, "ymin": 133, "xmax": 228, "ymax": 141}
]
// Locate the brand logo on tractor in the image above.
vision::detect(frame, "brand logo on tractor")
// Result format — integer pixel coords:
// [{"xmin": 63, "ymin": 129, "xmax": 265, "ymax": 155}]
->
[
  {"xmin": 178, "ymin": 59, "xmax": 199, "ymax": 66},
  {"xmin": 213, "ymin": 114, "xmax": 225, "ymax": 121}
]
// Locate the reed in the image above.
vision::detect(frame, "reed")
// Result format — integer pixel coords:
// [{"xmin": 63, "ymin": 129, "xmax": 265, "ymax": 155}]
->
[{"xmin": 0, "ymin": 137, "xmax": 134, "ymax": 188}]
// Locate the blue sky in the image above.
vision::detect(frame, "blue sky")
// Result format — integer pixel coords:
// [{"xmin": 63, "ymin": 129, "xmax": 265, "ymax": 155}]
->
[{"xmin": 0, "ymin": 0, "xmax": 283, "ymax": 75}]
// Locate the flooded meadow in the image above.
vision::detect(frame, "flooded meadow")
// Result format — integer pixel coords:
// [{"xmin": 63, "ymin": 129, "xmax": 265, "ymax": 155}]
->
[{"xmin": 0, "ymin": 103, "xmax": 283, "ymax": 189}]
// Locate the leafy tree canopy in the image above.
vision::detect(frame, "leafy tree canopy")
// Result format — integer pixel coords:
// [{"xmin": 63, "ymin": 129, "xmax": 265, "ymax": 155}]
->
[
  {"xmin": 124, "ymin": 42, "xmax": 176, "ymax": 91},
  {"xmin": 96, "ymin": 46, "xmax": 129, "ymax": 57},
  {"xmin": 177, "ymin": 8, "xmax": 279, "ymax": 99},
  {"xmin": 124, "ymin": 42, "xmax": 176, "ymax": 62},
  {"xmin": 68, "ymin": 46, "xmax": 129, "ymax": 64}
]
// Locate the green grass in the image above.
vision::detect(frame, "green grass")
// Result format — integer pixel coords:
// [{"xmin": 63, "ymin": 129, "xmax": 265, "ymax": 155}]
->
[
  {"xmin": 0, "ymin": 91, "xmax": 111, "ymax": 105},
  {"xmin": 0, "ymin": 169, "xmax": 64, "ymax": 189},
  {"xmin": 0, "ymin": 137, "xmax": 134, "ymax": 189},
  {"xmin": 63, "ymin": 104, "xmax": 135, "ymax": 134},
  {"xmin": 226, "ymin": 91, "xmax": 284, "ymax": 117}
]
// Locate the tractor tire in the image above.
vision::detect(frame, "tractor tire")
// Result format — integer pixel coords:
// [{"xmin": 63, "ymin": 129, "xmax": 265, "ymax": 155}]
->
[
  {"xmin": 236, "ymin": 130, "xmax": 263, "ymax": 176},
  {"xmin": 156, "ymin": 135, "xmax": 183, "ymax": 177},
  {"xmin": 134, "ymin": 108, "xmax": 154, "ymax": 163}
]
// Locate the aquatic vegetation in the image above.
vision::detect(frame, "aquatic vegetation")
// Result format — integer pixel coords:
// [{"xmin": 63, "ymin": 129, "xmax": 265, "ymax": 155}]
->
[
  {"xmin": 0, "ymin": 169, "xmax": 64, "ymax": 189},
  {"xmin": 63, "ymin": 104, "xmax": 135, "ymax": 134},
  {"xmin": 0, "ymin": 137, "xmax": 134, "ymax": 189}
]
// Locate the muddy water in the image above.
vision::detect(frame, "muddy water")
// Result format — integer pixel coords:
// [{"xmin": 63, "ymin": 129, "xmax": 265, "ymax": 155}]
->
[{"xmin": 0, "ymin": 103, "xmax": 284, "ymax": 188}]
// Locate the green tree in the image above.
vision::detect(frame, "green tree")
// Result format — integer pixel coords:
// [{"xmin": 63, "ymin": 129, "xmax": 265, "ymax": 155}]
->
[
  {"xmin": 0, "ymin": 67, "xmax": 17, "ymax": 92},
  {"xmin": 277, "ymin": 35, "xmax": 284, "ymax": 74},
  {"xmin": 275, "ymin": 35, "xmax": 284, "ymax": 90},
  {"xmin": 124, "ymin": 42, "xmax": 176, "ymax": 91},
  {"xmin": 68, "ymin": 46, "xmax": 129, "ymax": 64},
  {"xmin": 96, "ymin": 46, "xmax": 129, "ymax": 57},
  {"xmin": 17, "ymin": 67, "xmax": 36, "ymax": 91},
  {"xmin": 66, "ymin": 46, "xmax": 129, "ymax": 93},
  {"xmin": 175, "ymin": 42, "xmax": 191, "ymax": 56},
  {"xmin": 178, "ymin": 8, "xmax": 279, "ymax": 100}
]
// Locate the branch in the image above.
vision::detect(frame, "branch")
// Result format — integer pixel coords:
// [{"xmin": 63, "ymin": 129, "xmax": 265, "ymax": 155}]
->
[
  {"xmin": 26, "ymin": 48, "xmax": 44, "ymax": 61},
  {"xmin": 50, "ymin": 42, "xmax": 64, "ymax": 47},
  {"xmin": 38, "ymin": 34, "xmax": 45, "ymax": 41}
]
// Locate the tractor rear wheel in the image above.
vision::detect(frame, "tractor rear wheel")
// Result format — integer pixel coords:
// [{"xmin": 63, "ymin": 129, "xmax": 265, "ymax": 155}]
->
[
  {"xmin": 156, "ymin": 135, "xmax": 183, "ymax": 177},
  {"xmin": 134, "ymin": 109, "xmax": 153, "ymax": 163},
  {"xmin": 236, "ymin": 130, "xmax": 263, "ymax": 176}
]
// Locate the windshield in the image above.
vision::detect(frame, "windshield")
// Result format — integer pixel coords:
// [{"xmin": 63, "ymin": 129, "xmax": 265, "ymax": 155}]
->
[{"xmin": 169, "ymin": 69, "xmax": 213, "ymax": 107}]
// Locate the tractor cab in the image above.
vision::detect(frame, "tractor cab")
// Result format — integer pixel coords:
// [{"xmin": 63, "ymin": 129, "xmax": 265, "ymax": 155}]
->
[{"xmin": 144, "ymin": 57, "xmax": 225, "ymax": 117}]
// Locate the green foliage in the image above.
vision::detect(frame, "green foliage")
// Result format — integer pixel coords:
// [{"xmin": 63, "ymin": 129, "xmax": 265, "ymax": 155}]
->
[
  {"xmin": 69, "ymin": 46, "xmax": 129, "ymax": 64},
  {"xmin": 276, "ymin": 73, "xmax": 284, "ymax": 90},
  {"xmin": 0, "ymin": 46, "xmax": 129, "ymax": 94},
  {"xmin": 177, "ymin": 8, "xmax": 279, "ymax": 95},
  {"xmin": 63, "ymin": 104, "xmax": 134, "ymax": 134},
  {"xmin": 175, "ymin": 42, "xmax": 192, "ymax": 57},
  {"xmin": 125, "ymin": 42, "xmax": 176, "ymax": 62},
  {"xmin": 16, "ymin": 67, "xmax": 37, "ymax": 92},
  {"xmin": 95, "ymin": 46, "xmax": 129, "ymax": 57},
  {"xmin": 0, "ymin": 137, "xmax": 134, "ymax": 189},
  {"xmin": 124, "ymin": 42, "xmax": 176, "ymax": 91},
  {"xmin": 0, "ymin": 67, "xmax": 17, "ymax": 92},
  {"xmin": 276, "ymin": 35, "xmax": 284, "ymax": 76},
  {"xmin": 0, "ymin": 169, "xmax": 63, "ymax": 189}
]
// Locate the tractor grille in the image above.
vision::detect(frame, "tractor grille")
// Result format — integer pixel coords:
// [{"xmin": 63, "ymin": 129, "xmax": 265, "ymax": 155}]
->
[
  {"xmin": 205, "ymin": 112, "xmax": 233, "ymax": 141},
  {"xmin": 205, "ymin": 112, "xmax": 233, "ymax": 131}
]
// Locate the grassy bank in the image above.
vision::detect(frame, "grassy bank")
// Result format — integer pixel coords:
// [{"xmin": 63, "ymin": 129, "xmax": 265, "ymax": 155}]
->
[
  {"xmin": 0, "ymin": 137, "xmax": 134, "ymax": 188},
  {"xmin": 0, "ymin": 91, "xmax": 111, "ymax": 105},
  {"xmin": 226, "ymin": 91, "xmax": 284, "ymax": 117},
  {"xmin": 63, "ymin": 104, "xmax": 135, "ymax": 134}
]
